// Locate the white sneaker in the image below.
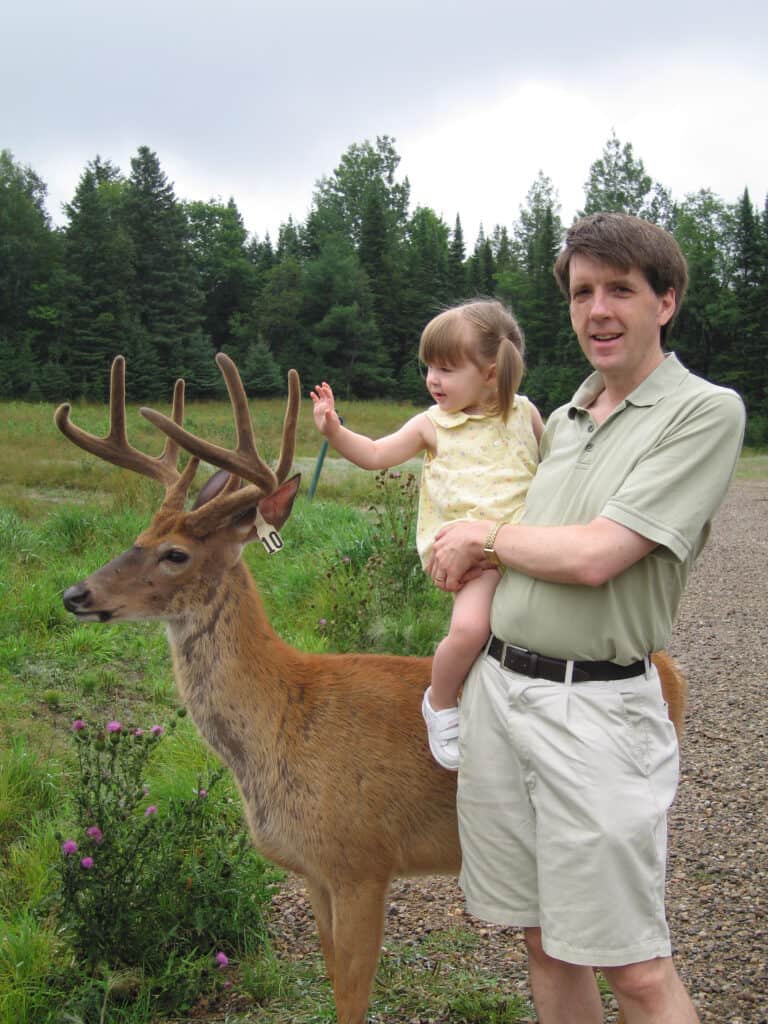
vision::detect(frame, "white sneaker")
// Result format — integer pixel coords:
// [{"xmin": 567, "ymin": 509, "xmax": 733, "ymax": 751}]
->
[{"xmin": 421, "ymin": 688, "xmax": 460, "ymax": 771}]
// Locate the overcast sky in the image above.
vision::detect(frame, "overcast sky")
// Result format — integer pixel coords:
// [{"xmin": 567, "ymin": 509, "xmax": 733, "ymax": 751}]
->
[{"xmin": 3, "ymin": 0, "xmax": 767, "ymax": 243}]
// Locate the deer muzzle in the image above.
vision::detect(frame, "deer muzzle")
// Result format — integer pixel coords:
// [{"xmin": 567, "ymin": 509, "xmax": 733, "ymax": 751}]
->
[{"xmin": 63, "ymin": 582, "xmax": 116, "ymax": 622}]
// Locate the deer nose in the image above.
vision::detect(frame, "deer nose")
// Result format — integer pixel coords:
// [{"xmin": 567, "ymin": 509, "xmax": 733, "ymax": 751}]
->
[{"xmin": 63, "ymin": 583, "xmax": 92, "ymax": 612}]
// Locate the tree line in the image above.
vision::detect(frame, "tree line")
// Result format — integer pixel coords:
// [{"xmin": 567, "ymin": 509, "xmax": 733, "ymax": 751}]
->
[{"xmin": 1, "ymin": 134, "xmax": 766, "ymax": 443}]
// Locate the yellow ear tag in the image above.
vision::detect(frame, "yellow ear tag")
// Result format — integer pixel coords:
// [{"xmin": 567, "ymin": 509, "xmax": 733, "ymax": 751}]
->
[{"xmin": 254, "ymin": 510, "xmax": 284, "ymax": 554}]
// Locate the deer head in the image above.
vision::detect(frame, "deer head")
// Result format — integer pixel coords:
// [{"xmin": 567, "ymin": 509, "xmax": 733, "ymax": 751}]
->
[{"xmin": 56, "ymin": 354, "xmax": 301, "ymax": 624}]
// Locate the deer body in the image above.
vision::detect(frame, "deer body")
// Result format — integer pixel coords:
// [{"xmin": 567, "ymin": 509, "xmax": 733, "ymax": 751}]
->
[
  {"xmin": 166, "ymin": 560, "xmax": 461, "ymax": 879},
  {"xmin": 57, "ymin": 355, "xmax": 686, "ymax": 1024},
  {"xmin": 65, "ymin": 527, "xmax": 461, "ymax": 1024}
]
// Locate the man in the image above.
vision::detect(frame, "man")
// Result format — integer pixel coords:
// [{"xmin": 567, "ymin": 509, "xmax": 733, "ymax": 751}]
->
[{"xmin": 429, "ymin": 212, "xmax": 746, "ymax": 1023}]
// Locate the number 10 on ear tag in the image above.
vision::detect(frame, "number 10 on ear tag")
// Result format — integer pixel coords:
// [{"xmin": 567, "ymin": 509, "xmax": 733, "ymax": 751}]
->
[{"xmin": 255, "ymin": 511, "xmax": 284, "ymax": 554}]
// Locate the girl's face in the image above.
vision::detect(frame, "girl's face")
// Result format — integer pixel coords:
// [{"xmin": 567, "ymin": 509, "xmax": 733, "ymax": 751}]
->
[{"xmin": 424, "ymin": 353, "xmax": 495, "ymax": 415}]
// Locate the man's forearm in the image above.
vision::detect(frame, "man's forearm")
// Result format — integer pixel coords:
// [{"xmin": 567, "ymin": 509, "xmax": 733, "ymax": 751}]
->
[{"xmin": 432, "ymin": 518, "xmax": 657, "ymax": 590}]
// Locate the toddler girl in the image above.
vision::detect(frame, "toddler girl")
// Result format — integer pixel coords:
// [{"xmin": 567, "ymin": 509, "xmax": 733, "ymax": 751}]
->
[{"xmin": 311, "ymin": 299, "xmax": 542, "ymax": 770}]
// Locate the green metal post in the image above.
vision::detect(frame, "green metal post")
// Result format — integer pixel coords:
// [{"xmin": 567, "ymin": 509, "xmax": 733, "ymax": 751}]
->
[{"xmin": 307, "ymin": 415, "xmax": 343, "ymax": 501}]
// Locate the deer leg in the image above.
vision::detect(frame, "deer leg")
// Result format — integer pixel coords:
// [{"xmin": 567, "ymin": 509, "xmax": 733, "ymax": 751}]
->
[
  {"xmin": 305, "ymin": 877, "xmax": 337, "ymax": 987},
  {"xmin": 327, "ymin": 877, "xmax": 391, "ymax": 1024}
]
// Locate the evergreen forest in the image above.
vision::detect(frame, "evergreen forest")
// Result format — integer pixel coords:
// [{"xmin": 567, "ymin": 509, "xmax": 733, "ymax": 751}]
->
[{"xmin": 1, "ymin": 134, "xmax": 766, "ymax": 443}]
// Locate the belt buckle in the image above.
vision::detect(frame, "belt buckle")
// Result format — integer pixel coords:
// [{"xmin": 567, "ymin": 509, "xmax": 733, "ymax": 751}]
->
[{"xmin": 502, "ymin": 643, "xmax": 535, "ymax": 677}]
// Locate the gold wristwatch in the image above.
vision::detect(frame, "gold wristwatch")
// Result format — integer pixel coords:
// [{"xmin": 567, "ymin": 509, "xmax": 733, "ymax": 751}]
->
[{"xmin": 483, "ymin": 521, "xmax": 506, "ymax": 566}]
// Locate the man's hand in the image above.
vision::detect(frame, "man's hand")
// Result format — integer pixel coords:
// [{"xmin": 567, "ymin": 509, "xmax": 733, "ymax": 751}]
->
[
  {"xmin": 310, "ymin": 381, "xmax": 341, "ymax": 437},
  {"xmin": 429, "ymin": 520, "xmax": 491, "ymax": 591}
]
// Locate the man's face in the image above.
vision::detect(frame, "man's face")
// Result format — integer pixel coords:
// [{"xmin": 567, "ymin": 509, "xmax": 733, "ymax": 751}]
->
[{"xmin": 568, "ymin": 253, "xmax": 676, "ymax": 389}]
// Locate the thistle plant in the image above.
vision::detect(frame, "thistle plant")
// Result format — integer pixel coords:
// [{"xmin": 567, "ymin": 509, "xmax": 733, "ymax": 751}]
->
[
  {"xmin": 369, "ymin": 469, "xmax": 423, "ymax": 597},
  {"xmin": 56, "ymin": 712, "xmax": 279, "ymax": 979},
  {"xmin": 318, "ymin": 470, "xmax": 438, "ymax": 652}
]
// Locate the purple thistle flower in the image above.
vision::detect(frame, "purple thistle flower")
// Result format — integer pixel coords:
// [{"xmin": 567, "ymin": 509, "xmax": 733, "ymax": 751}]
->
[
  {"xmin": 215, "ymin": 951, "xmax": 229, "ymax": 968},
  {"xmin": 197, "ymin": 789, "xmax": 208, "ymax": 799},
  {"xmin": 150, "ymin": 725, "xmax": 164, "ymax": 737},
  {"xmin": 318, "ymin": 617, "xmax": 327, "ymax": 627},
  {"xmin": 71, "ymin": 719, "xmax": 87, "ymax": 732},
  {"xmin": 144, "ymin": 805, "xmax": 158, "ymax": 816},
  {"xmin": 80, "ymin": 856, "xmax": 94, "ymax": 869},
  {"xmin": 61, "ymin": 839, "xmax": 78, "ymax": 856},
  {"xmin": 134, "ymin": 727, "xmax": 144, "ymax": 736},
  {"xmin": 85, "ymin": 826, "xmax": 103, "ymax": 844},
  {"xmin": 106, "ymin": 720, "xmax": 122, "ymax": 733}
]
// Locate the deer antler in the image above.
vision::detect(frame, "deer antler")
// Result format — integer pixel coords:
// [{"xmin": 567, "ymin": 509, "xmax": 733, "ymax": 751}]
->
[
  {"xmin": 141, "ymin": 353, "xmax": 300, "ymax": 494},
  {"xmin": 54, "ymin": 355, "xmax": 186, "ymax": 490}
]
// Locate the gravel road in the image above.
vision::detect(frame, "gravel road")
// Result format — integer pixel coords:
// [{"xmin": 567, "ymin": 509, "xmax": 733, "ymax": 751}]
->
[{"xmin": 267, "ymin": 479, "xmax": 768, "ymax": 1023}]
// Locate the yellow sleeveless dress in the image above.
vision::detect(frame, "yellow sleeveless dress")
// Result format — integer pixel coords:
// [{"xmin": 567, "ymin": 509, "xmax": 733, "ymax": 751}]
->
[{"xmin": 415, "ymin": 397, "xmax": 539, "ymax": 568}]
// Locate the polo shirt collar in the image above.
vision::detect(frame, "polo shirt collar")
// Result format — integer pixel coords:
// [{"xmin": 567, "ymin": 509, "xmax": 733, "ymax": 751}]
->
[{"xmin": 567, "ymin": 352, "xmax": 687, "ymax": 419}]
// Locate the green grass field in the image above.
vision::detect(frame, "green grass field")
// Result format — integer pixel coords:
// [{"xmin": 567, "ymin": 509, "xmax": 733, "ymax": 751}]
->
[{"xmin": 0, "ymin": 395, "xmax": 763, "ymax": 1023}]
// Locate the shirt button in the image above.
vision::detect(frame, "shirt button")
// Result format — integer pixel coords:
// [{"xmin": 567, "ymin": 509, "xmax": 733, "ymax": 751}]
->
[
  {"xmin": 587, "ymin": 424, "xmax": 595, "ymax": 433},
  {"xmin": 585, "ymin": 442, "xmax": 594, "ymax": 451}
]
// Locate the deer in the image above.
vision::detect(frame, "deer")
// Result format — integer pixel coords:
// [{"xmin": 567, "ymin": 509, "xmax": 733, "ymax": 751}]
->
[{"xmin": 56, "ymin": 353, "xmax": 687, "ymax": 1024}]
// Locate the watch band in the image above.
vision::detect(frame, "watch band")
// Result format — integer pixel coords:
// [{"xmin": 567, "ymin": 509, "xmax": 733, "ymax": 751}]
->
[{"xmin": 483, "ymin": 521, "xmax": 506, "ymax": 566}]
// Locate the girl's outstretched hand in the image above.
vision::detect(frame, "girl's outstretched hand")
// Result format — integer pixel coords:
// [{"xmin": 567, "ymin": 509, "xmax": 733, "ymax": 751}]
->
[{"xmin": 310, "ymin": 382, "xmax": 341, "ymax": 435}]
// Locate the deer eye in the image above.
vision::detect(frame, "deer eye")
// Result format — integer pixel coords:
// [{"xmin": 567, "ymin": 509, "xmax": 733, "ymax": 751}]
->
[{"xmin": 163, "ymin": 549, "xmax": 189, "ymax": 564}]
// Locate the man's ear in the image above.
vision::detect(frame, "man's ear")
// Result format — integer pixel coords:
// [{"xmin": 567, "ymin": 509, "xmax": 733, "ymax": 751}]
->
[
  {"xmin": 258, "ymin": 474, "xmax": 301, "ymax": 530},
  {"xmin": 658, "ymin": 287, "xmax": 676, "ymax": 326}
]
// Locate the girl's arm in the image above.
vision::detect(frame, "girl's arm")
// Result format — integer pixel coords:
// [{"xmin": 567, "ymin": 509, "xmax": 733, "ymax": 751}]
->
[{"xmin": 311, "ymin": 381, "xmax": 434, "ymax": 470}]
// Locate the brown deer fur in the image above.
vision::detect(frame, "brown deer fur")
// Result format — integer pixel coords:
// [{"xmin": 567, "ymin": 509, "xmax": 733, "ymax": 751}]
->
[{"xmin": 58, "ymin": 356, "xmax": 687, "ymax": 1024}]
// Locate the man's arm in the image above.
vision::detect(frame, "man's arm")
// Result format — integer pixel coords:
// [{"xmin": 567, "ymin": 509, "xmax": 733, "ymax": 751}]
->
[{"xmin": 429, "ymin": 517, "xmax": 657, "ymax": 591}]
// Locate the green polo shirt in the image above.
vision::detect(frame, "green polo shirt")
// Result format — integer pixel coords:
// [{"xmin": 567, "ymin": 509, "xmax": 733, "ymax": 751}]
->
[{"xmin": 490, "ymin": 354, "xmax": 746, "ymax": 663}]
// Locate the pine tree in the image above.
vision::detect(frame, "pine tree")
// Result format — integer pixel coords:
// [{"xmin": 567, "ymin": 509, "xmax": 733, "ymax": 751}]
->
[
  {"xmin": 672, "ymin": 190, "xmax": 734, "ymax": 383},
  {"xmin": 63, "ymin": 157, "xmax": 135, "ymax": 397},
  {"xmin": 185, "ymin": 197, "xmax": 257, "ymax": 353},
  {"xmin": 123, "ymin": 146, "xmax": 204, "ymax": 388},
  {"xmin": 581, "ymin": 132, "xmax": 653, "ymax": 217},
  {"xmin": 729, "ymin": 189, "xmax": 766, "ymax": 412},
  {"xmin": 256, "ymin": 257, "xmax": 308, "ymax": 379},
  {"xmin": 177, "ymin": 331, "xmax": 221, "ymax": 397},
  {"xmin": 0, "ymin": 150, "xmax": 59, "ymax": 394},
  {"xmin": 313, "ymin": 136, "xmax": 409, "ymax": 250},
  {"xmin": 241, "ymin": 340, "xmax": 284, "ymax": 396},
  {"xmin": 447, "ymin": 215, "xmax": 468, "ymax": 301},
  {"xmin": 303, "ymin": 236, "xmax": 392, "ymax": 398},
  {"xmin": 466, "ymin": 227, "xmax": 496, "ymax": 295},
  {"xmin": 506, "ymin": 174, "xmax": 575, "ymax": 411}
]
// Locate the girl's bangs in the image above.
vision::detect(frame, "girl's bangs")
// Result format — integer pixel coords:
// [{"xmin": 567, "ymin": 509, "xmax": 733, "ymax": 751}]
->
[{"xmin": 418, "ymin": 311, "xmax": 467, "ymax": 366}]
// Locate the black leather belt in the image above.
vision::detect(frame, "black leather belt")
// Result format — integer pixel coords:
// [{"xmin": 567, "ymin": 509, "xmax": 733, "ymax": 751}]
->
[{"xmin": 487, "ymin": 635, "xmax": 647, "ymax": 684}]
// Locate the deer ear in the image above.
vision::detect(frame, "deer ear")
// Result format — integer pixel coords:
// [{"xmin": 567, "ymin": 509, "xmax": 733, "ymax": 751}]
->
[
  {"xmin": 227, "ymin": 474, "xmax": 302, "ymax": 544},
  {"xmin": 193, "ymin": 469, "xmax": 234, "ymax": 509},
  {"xmin": 187, "ymin": 474, "xmax": 301, "ymax": 541},
  {"xmin": 256, "ymin": 474, "xmax": 301, "ymax": 531}
]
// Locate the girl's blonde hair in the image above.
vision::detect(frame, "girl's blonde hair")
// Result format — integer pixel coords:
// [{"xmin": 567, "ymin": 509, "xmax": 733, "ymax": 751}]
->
[{"xmin": 418, "ymin": 298, "xmax": 526, "ymax": 421}]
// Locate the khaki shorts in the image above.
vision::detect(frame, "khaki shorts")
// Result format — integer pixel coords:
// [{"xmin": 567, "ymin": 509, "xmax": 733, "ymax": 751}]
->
[{"xmin": 457, "ymin": 651, "xmax": 679, "ymax": 967}]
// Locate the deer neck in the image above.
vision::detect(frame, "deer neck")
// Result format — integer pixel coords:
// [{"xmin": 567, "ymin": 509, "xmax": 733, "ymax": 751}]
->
[{"xmin": 165, "ymin": 559, "xmax": 293, "ymax": 768}]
